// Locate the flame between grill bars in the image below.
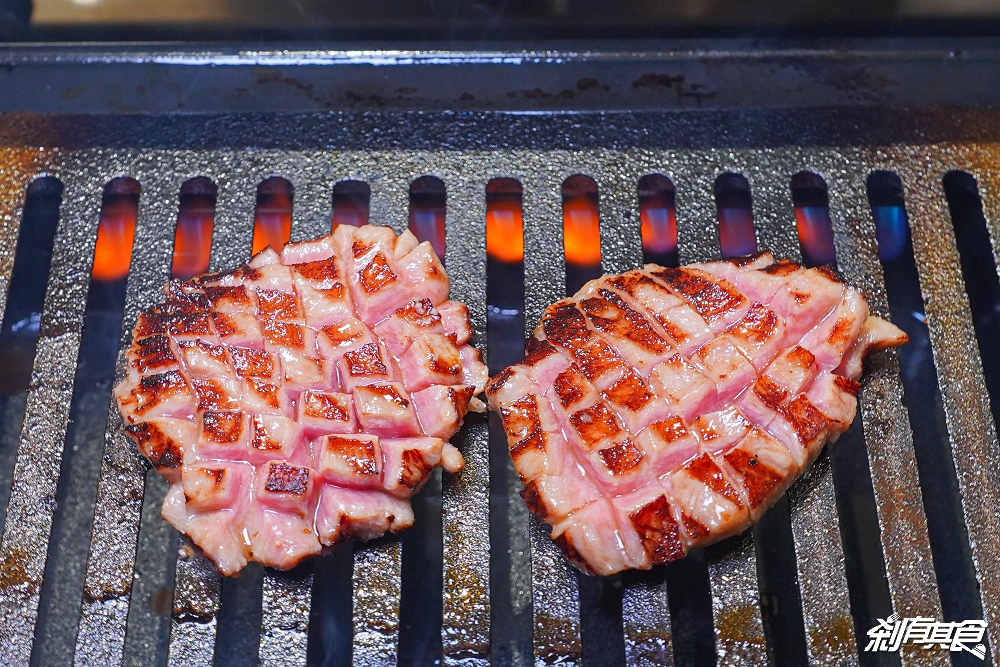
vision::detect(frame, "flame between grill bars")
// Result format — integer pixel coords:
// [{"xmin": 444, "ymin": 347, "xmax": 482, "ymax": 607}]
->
[{"xmin": 2, "ymin": 105, "xmax": 1000, "ymax": 667}]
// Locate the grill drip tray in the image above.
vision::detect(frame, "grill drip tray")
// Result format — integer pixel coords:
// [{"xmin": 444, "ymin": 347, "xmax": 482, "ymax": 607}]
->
[{"xmin": 1, "ymin": 43, "xmax": 1000, "ymax": 667}]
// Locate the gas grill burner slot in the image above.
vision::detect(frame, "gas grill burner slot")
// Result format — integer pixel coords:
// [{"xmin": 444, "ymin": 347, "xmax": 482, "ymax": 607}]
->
[
  {"xmin": 172, "ymin": 177, "xmax": 218, "ymax": 281},
  {"xmin": 3, "ymin": 48, "xmax": 1000, "ymax": 665},
  {"xmin": 331, "ymin": 180, "xmax": 371, "ymax": 229},
  {"xmin": 252, "ymin": 177, "xmax": 294, "ymax": 256},
  {"xmin": 714, "ymin": 173, "xmax": 755, "ymax": 259}
]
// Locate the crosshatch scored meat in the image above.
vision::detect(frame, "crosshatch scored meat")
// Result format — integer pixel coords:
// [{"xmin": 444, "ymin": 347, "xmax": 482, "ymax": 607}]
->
[
  {"xmin": 486, "ymin": 252, "xmax": 908, "ymax": 576},
  {"xmin": 115, "ymin": 225, "xmax": 487, "ymax": 574}
]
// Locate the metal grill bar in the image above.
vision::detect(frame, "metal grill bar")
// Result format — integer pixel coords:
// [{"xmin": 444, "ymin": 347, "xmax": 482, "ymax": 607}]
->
[
  {"xmin": 745, "ymin": 162, "xmax": 857, "ymax": 665},
  {"xmin": 167, "ymin": 537, "xmax": 220, "ymax": 667},
  {"xmin": 521, "ymin": 163, "xmax": 583, "ymax": 666},
  {"xmin": 350, "ymin": 167, "xmax": 409, "ymax": 665},
  {"xmin": 673, "ymin": 165, "xmax": 769, "ymax": 665},
  {"xmin": 1, "ymin": 123, "xmax": 997, "ymax": 667},
  {"xmin": 441, "ymin": 175, "xmax": 491, "ymax": 666},
  {"xmin": 352, "ymin": 541, "xmax": 401, "ymax": 665},
  {"xmin": 75, "ymin": 158, "xmax": 187, "ymax": 665},
  {"xmin": 167, "ymin": 166, "xmax": 259, "ymax": 666},
  {"xmin": 595, "ymin": 159, "xmax": 677, "ymax": 667},
  {"xmin": 895, "ymin": 148, "xmax": 1000, "ymax": 655},
  {"xmin": 824, "ymin": 154, "xmax": 948, "ymax": 666},
  {"xmin": 260, "ymin": 568, "xmax": 312, "ymax": 665},
  {"xmin": 0, "ymin": 165, "xmax": 97, "ymax": 665},
  {"xmin": 0, "ymin": 149, "xmax": 48, "ymax": 321}
]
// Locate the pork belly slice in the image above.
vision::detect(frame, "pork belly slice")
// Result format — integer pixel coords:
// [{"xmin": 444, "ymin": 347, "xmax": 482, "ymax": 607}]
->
[
  {"xmin": 175, "ymin": 339, "xmax": 231, "ymax": 377},
  {"xmin": 162, "ymin": 484, "xmax": 249, "ymax": 576},
  {"xmin": 212, "ymin": 312, "xmax": 264, "ymax": 349},
  {"xmin": 579, "ymin": 288, "xmax": 675, "ymax": 375},
  {"xmin": 116, "ymin": 369, "xmax": 196, "ymax": 422},
  {"xmin": 247, "ymin": 413, "xmax": 303, "ymax": 465},
  {"xmin": 193, "ymin": 410, "xmax": 249, "ymax": 459},
  {"xmin": 227, "ymin": 346, "xmax": 279, "ymax": 381},
  {"xmin": 297, "ymin": 390, "xmax": 356, "ymax": 435},
  {"xmin": 411, "ymin": 384, "xmax": 475, "ymax": 440},
  {"xmin": 317, "ymin": 316, "xmax": 376, "ymax": 362},
  {"xmin": 615, "ymin": 488, "xmax": 686, "ymax": 566},
  {"xmin": 242, "ymin": 378, "xmax": 291, "ymax": 416},
  {"xmin": 550, "ymin": 500, "xmax": 649, "ymax": 576},
  {"xmin": 182, "ymin": 461, "xmax": 253, "ymax": 512},
  {"xmin": 262, "ymin": 319, "xmax": 316, "ymax": 355},
  {"xmin": 648, "ymin": 266, "xmax": 749, "ymax": 332},
  {"xmin": 380, "ymin": 437, "xmax": 446, "ymax": 497},
  {"xmin": 722, "ymin": 427, "xmax": 800, "ymax": 521},
  {"xmin": 204, "ymin": 284, "xmax": 256, "ymax": 314},
  {"xmin": 256, "ymin": 460, "xmax": 318, "ymax": 517},
  {"xmin": 395, "ymin": 242, "xmax": 450, "ymax": 308},
  {"xmin": 128, "ymin": 335, "xmax": 180, "ymax": 375},
  {"xmin": 254, "ymin": 287, "xmax": 304, "ymax": 323},
  {"xmin": 459, "ymin": 345, "xmax": 490, "ymax": 394},
  {"xmin": 354, "ymin": 383, "xmax": 422, "ymax": 437},
  {"xmin": 123, "ymin": 417, "xmax": 194, "ymax": 483},
  {"xmin": 245, "ymin": 248, "xmax": 296, "ymax": 292},
  {"xmin": 647, "ymin": 355, "xmax": 717, "ymax": 421},
  {"xmin": 275, "ymin": 347, "xmax": 328, "ymax": 398},
  {"xmin": 280, "ymin": 234, "xmax": 336, "ymax": 265},
  {"xmin": 665, "ymin": 454, "xmax": 749, "ymax": 547},
  {"xmin": 399, "ymin": 334, "xmax": 463, "ymax": 392},
  {"xmin": 247, "ymin": 506, "xmax": 322, "ymax": 571},
  {"xmin": 437, "ymin": 300, "xmax": 472, "ymax": 346},
  {"xmin": 374, "ymin": 298, "xmax": 446, "ymax": 358},
  {"xmin": 488, "ymin": 256, "xmax": 909, "ymax": 575},
  {"xmin": 316, "ymin": 486, "xmax": 415, "ymax": 544},
  {"xmin": 338, "ymin": 341, "xmax": 397, "ymax": 392},
  {"xmin": 190, "ymin": 375, "xmax": 242, "ymax": 412},
  {"xmin": 118, "ymin": 224, "xmax": 483, "ymax": 574},
  {"xmin": 317, "ymin": 434, "xmax": 382, "ymax": 488},
  {"xmin": 634, "ymin": 417, "xmax": 701, "ymax": 476},
  {"xmin": 693, "ymin": 406, "xmax": 752, "ymax": 456}
]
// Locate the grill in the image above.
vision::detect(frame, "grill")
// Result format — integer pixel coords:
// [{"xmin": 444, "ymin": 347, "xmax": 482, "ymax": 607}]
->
[{"xmin": 2, "ymin": 41, "xmax": 1000, "ymax": 667}]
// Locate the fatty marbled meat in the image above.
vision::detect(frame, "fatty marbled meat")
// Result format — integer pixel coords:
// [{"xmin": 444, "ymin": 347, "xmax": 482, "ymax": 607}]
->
[
  {"xmin": 115, "ymin": 225, "xmax": 487, "ymax": 574},
  {"xmin": 486, "ymin": 253, "xmax": 906, "ymax": 576}
]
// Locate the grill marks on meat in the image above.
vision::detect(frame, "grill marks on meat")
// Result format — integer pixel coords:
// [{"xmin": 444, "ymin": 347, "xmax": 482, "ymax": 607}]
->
[
  {"xmin": 116, "ymin": 226, "xmax": 486, "ymax": 575},
  {"xmin": 487, "ymin": 253, "xmax": 908, "ymax": 575}
]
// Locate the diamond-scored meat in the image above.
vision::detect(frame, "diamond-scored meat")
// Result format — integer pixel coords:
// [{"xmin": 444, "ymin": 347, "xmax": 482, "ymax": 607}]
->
[
  {"xmin": 486, "ymin": 252, "xmax": 908, "ymax": 575},
  {"xmin": 115, "ymin": 225, "xmax": 485, "ymax": 575}
]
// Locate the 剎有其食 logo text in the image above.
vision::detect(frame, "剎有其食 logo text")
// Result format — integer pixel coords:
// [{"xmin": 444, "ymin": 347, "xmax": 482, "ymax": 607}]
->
[{"xmin": 865, "ymin": 613, "xmax": 987, "ymax": 659}]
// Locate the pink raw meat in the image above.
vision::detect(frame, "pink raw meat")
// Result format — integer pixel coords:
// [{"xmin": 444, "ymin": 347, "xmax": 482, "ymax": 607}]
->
[
  {"xmin": 486, "ymin": 252, "xmax": 907, "ymax": 575},
  {"xmin": 115, "ymin": 225, "xmax": 484, "ymax": 574}
]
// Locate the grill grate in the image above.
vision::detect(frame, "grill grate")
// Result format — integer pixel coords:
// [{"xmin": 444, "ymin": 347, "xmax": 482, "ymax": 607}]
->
[{"xmin": 2, "ymin": 44, "xmax": 1000, "ymax": 667}]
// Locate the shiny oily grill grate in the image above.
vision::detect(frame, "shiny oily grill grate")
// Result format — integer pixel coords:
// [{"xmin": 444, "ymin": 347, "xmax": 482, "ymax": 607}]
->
[{"xmin": 2, "ymin": 47, "xmax": 1000, "ymax": 667}]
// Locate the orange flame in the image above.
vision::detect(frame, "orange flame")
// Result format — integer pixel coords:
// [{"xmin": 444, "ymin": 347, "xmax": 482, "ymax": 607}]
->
[
  {"xmin": 91, "ymin": 196, "xmax": 137, "ymax": 281},
  {"xmin": 485, "ymin": 198, "xmax": 524, "ymax": 263},
  {"xmin": 640, "ymin": 199, "xmax": 677, "ymax": 255},
  {"xmin": 563, "ymin": 195, "xmax": 602, "ymax": 266},
  {"xmin": 171, "ymin": 203, "xmax": 214, "ymax": 280},
  {"xmin": 252, "ymin": 189, "xmax": 293, "ymax": 255}
]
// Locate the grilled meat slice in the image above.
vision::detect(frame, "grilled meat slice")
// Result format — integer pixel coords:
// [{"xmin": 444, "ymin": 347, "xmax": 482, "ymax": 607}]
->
[
  {"xmin": 116, "ymin": 225, "xmax": 485, "ymax": 575},
  {"xmin": 486, "ymin": 253, "xmax": 907, "ymax": 576}
]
